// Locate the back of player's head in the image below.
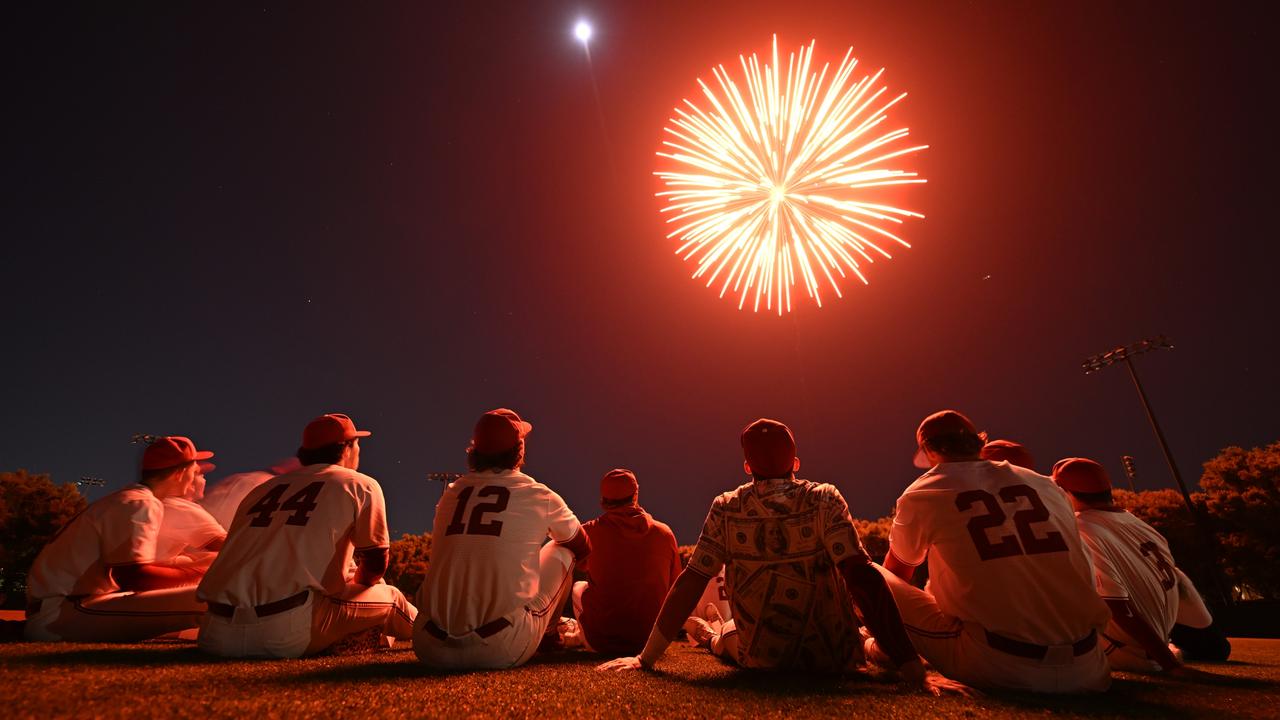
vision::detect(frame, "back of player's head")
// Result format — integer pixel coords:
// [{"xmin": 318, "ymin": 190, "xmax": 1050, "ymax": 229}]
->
[
  {"xmin": 980, "ymin": 439, "xmax": 1036, "ymax": 470},
  {"xmin": 1052, "ymin": 457, "xmax": 1114, "ymax": 504},
  {"xmin": 913, "ymin": 410, "xmax": 986, "ymax": 467},
  {"xmin": 467, "ymin": 408, "xmax": 532, "ymax": 472},
  {"xmin": 297, "ymin": 413, "xmax": 370, "ymax": 466},
  {"xmin": 741, "ymin": 418, "xmax": 797, "ymax": 480},
  {"xmin": 600, "ymin": 468, "xmax": 638, "ymax": 508}
]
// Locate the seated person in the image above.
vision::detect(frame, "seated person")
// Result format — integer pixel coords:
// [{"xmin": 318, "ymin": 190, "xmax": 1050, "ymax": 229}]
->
[
  {"xmin": 157, "ymin": 462, "xmax": 226, "ymax": 570},
  {"xmin": 566, "ymin": 469, "xmax": 681, "ymax": 655},
  {"xmin": 870, "ymin": 411, "xmax": 1112, "ymax": 693},
  {"xmin": 197, "ymin": 413, "xmax": 416, "ymax": 657},
  {"xmin": 1052, "ymin": 458, "xmax": 1227, "ymax": 675},
  {"xmin": 414, "ymin": 409, "xmax": 590, "ymax": 670},
  {"xmin": 600, "ymin": 419, "xmax": 961, "ymax": 696},
  {"xmin": 24, "ymin": 436, "xmax": 214, "ymax": 642}
]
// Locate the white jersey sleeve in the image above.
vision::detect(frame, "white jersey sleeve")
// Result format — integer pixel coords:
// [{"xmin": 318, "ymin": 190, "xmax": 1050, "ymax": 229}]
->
[
  {"xmin": 100, "ymin": 492, "xmax": 162, "ymax": 567},
  {"xmin": 352, "ymin": 476, "xmax": 391, "ymax": 550},
  {"xmin": 157, "ymin": 497, "xmax": 226, "ymax": 563},
  {"xmin": 546, "ymin": 488, "xmax": 581, "ymax": 543},
  {"xmin": 1078, "ymin": 527, "xmax": 1129, "ymax": 600},
  {"xmin": 888, "ymin": 490, "xmax": 929, "ymax": 566}
]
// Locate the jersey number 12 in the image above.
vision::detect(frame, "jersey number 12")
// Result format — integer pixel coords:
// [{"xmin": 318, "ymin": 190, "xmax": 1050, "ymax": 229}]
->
[{"xmin": 445, "ymin": 485, "xmax": 510, "ymax": 537}]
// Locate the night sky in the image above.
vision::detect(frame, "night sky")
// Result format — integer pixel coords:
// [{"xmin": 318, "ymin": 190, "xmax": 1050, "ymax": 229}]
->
[{"xmin": 4, "ymin": 2, "xmax": 1276, "ymax": 542}]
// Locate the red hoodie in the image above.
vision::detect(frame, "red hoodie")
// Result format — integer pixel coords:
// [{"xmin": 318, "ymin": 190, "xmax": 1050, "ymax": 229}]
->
[{"xmin": 579, "ymin": 505, "xmax": 682, "ymax": 656}]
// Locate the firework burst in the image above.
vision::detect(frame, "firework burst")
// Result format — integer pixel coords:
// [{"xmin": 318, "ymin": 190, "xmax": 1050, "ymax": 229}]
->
[{"xmin": 656, "ymin": 37, "xmax": 927, "ymax": 314}]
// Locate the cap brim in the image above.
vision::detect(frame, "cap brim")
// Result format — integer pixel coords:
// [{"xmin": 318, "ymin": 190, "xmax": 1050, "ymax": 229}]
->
[
  {"xmin": 352, "ymin": 430, "xmax": 371, "ymax": 438},
  {"xmin": 912, "ymin": 447, "xmax": 931, "ymax": 469},
  {"xmin": 194, "ymin": 450, "xmax": 214, "ymax": 461},
  {"xmin": 518, "ymin": 421, "xmax": 532, "ymax": 436}
]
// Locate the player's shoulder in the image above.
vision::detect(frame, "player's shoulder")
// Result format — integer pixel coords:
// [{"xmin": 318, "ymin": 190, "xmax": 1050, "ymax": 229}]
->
[
  {"xmin": 311, "ymin": 464, "xmax": 382, "ymax": 490},
  {"xmin": 650, "ymin": 516, "xmax": 678, "ymax": 540},
  {"xmin": 709, "ymin": 481, "xmax": 751, "ymax": 512},
  {"xmin": 108, "ymin": 484, "xmax": 163, "ymax": 511},
  {"xmin": 797, "ymin": 479, "xmax": 851, "ymax": 507}
]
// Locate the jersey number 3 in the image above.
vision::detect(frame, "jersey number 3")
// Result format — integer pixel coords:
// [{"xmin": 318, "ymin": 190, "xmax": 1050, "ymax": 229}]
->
[
  {"xmin": 246, "ymin": 482, "xmax": 324, "ymax": 527},
  {"xmin": 956, "ymin": 484, "xmax": 1069, "ymax": 561},
  {"xmin": 445, "ymin": 485, "xmax": 510, "ymax": 537}
]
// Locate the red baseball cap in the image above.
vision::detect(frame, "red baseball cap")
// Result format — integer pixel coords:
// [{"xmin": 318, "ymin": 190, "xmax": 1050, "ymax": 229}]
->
[
  {"xmin": 600, "ymin": 468, "xmax": 639, "ymax": 502},
  {"xmin": 981, "ymin": 439, "xmax": 1036, "ymax": 470},
  {"xmin": 1052, "ymin": 457, "xmax": 1113, "ymax": 494},
  {"xmin": 472, "ymin": 408, "xmax": 532, "ymax": 454},
  {"xmin": 301, "ymin": 413, "xmax": 371, "ymax": 450},
  {"xmin": 913, "ymin": 410, "xmax": 980, "ymax": 468},
  {"xmin": 142, "ymin": 436, "xmax": 214, "ymax": 470},
  {"xmin": 741, "ymin": 418, "xmax": 796, "ymax": 478}
]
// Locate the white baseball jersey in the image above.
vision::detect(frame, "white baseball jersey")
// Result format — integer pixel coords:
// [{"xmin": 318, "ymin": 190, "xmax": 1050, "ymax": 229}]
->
[
  {"xmin": 197, "ymin": 463, "xmax": 390, "ymax": 606},
  {"xmin": 157, "ymin": 497, "xmax": 225, "ymax": 564},
  {"xmin": 1075, "ymin": 507, "xmax": 1180, "ymax": 643},
  {"xmin": 26, "ymin": 484, "xmax": 162, "ymax": 599},
  {"xmin": 200, "ymin": 470, "xmax": 274, "ymax": 529},
  {"xmin": 889, "ymin": 460, "xmax": 1109, "ymax": 644},
  {"xmin": 419, "ymin": 469, "xmax": 581, "ymax": 634},
  {"xmin": 695, "ymin": 567, "xmax": 732, "ymax": 623}
]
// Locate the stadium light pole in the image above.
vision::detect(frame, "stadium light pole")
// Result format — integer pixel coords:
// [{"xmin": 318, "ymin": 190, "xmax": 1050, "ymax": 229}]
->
[
  {"xmin": 1083, "ymin": 336, "xmax": 1232, "ymax": 607},
  {"xmin": 1082, "ymin": 336, "xmax": 1199, "ymax": 513}
]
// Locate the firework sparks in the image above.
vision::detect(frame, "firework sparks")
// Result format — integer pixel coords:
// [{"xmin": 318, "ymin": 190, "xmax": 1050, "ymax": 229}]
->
[{"xmin": 656, "ymin": 37, "xmax": 927, "ymax": 314}]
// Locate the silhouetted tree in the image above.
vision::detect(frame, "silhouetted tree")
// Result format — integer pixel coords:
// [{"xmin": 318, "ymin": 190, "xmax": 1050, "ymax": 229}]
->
[
  {"xmin": 1197, "ymin": 441, "xmax": 1280, "ymax": 599},
  {"xmin": 385, "ymin": 532, "xmax": 432, "ymax": 598},
  {"xmin": 0, "ymin": 470, "xmax": 86, "ymax": 608}
]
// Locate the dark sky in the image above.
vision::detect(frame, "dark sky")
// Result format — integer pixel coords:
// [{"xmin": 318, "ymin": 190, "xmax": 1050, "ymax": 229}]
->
[{"xmin": 4, "ymin": 2, "xmax": 1276, "ymax": 542}]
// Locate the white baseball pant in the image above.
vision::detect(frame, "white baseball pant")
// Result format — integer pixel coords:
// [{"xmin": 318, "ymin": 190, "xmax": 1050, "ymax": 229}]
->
[
  {"xmin": 197, "ymin": 582, "xmax": 416, "ymax": 658},
  {"xmin": 24, "ymin": 588, "xmax": 205, "ymax": 642},
  {"xmin": 868, "ymin": 564, "xmax": 1111, "ymax": 692},
  {"xmin": 414, "ymin": 543, "xmax": 575, "ymax": 670}
]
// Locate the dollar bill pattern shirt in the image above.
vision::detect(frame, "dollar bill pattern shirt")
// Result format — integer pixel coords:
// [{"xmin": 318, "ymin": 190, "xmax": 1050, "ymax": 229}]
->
[{"xmin": 687, "ymin": 477, "xmax": 868, "ymax": 670}]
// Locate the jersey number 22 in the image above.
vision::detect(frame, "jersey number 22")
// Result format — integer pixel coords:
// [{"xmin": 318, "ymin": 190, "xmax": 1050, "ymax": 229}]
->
[{"xmin": 956, "ymin": 484, "xmax": 1069, "ymax": 561}]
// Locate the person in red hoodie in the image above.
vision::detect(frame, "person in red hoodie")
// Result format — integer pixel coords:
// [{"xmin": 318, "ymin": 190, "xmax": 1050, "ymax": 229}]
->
[{"xmin": 567, "ymin": 468, "xmax": 682, "ymax": 655}]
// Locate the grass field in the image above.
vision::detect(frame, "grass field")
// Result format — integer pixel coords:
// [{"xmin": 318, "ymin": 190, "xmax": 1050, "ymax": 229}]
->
[{"xmin": 1, "ymin": 636, "xmax": 1277, "ymax": 719}]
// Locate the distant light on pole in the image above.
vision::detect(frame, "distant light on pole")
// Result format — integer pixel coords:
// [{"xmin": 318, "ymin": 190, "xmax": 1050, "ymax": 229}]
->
[
  {"xmin": 574, "ymin": 20, "xmax": 592, "ymax": 44},
  {"xmin": 1084, "ymin": 334, "xmax": 1232, "ymax": 608}
]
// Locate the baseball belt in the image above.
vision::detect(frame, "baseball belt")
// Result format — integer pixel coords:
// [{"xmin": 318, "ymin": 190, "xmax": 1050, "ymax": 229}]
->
[
  {"xmin": 422, "ymin": 616, "xmax": 512, "ymax": 641},
  {"xmin": 983, "ymin": 628, "xmax": 1098, "ymax": 661},
  {"xmin": 207, "ymin": 590, "xmax": 310, "ymax": 620}
]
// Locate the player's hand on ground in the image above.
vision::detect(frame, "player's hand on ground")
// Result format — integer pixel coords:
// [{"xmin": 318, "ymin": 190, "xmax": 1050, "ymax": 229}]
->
[
  {"xmin": 596, "ymin": 656, "xmax": 644, "ymax": 672},
  {"xmin": 898, "ymin": 658, "xmax": 980, "ymax": 697}
]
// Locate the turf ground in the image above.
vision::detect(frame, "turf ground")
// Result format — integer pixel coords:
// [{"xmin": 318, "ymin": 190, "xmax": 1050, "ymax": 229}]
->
[{"xmin": 1, "ymin": 637, "xmax": 1277, "ymax": 719}]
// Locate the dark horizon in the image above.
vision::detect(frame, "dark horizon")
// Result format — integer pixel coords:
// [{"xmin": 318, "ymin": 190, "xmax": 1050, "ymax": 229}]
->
[{"xmin": 3, "ymin": 1, "xmax": 1276, "ymax": 542}]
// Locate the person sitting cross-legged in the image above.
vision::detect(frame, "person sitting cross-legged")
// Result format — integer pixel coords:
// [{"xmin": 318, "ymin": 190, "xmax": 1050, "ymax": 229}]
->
[{"xmin": 599, "ymin": 418, "xmax": 969, "ymax": 696}]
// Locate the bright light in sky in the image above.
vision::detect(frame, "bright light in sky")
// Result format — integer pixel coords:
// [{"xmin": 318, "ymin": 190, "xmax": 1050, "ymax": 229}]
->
[
  {"xmin": 656, "ymin": 36, "xmax": 928, "ymax": 314},
  {"xmin": 574, "ymin": 20, "xmax": 592, "ymax": 43}
]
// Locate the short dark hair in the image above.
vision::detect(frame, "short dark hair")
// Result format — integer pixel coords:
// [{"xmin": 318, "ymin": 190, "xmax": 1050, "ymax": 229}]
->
[
  {"xmin": 924, "ymin": 431, "xmax": 985, "ymax": 459},
  {"xmin": 467, "ymin": 442, "xmax": 523, "ymax": 472},
  {"xmin": 601, "ymin": 494, "xmax": 636, "ymax": 509},
  {"xmin": 1070, "ymin": 489, "xmax": 1114, "ymax": 505},
  {"xmin": 297, "ymin": 440, "xmax": 351, "ymax": 467},
  {"xmin": 140, "ymin": 462, "xmax": 192, "ymax": 485}
]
